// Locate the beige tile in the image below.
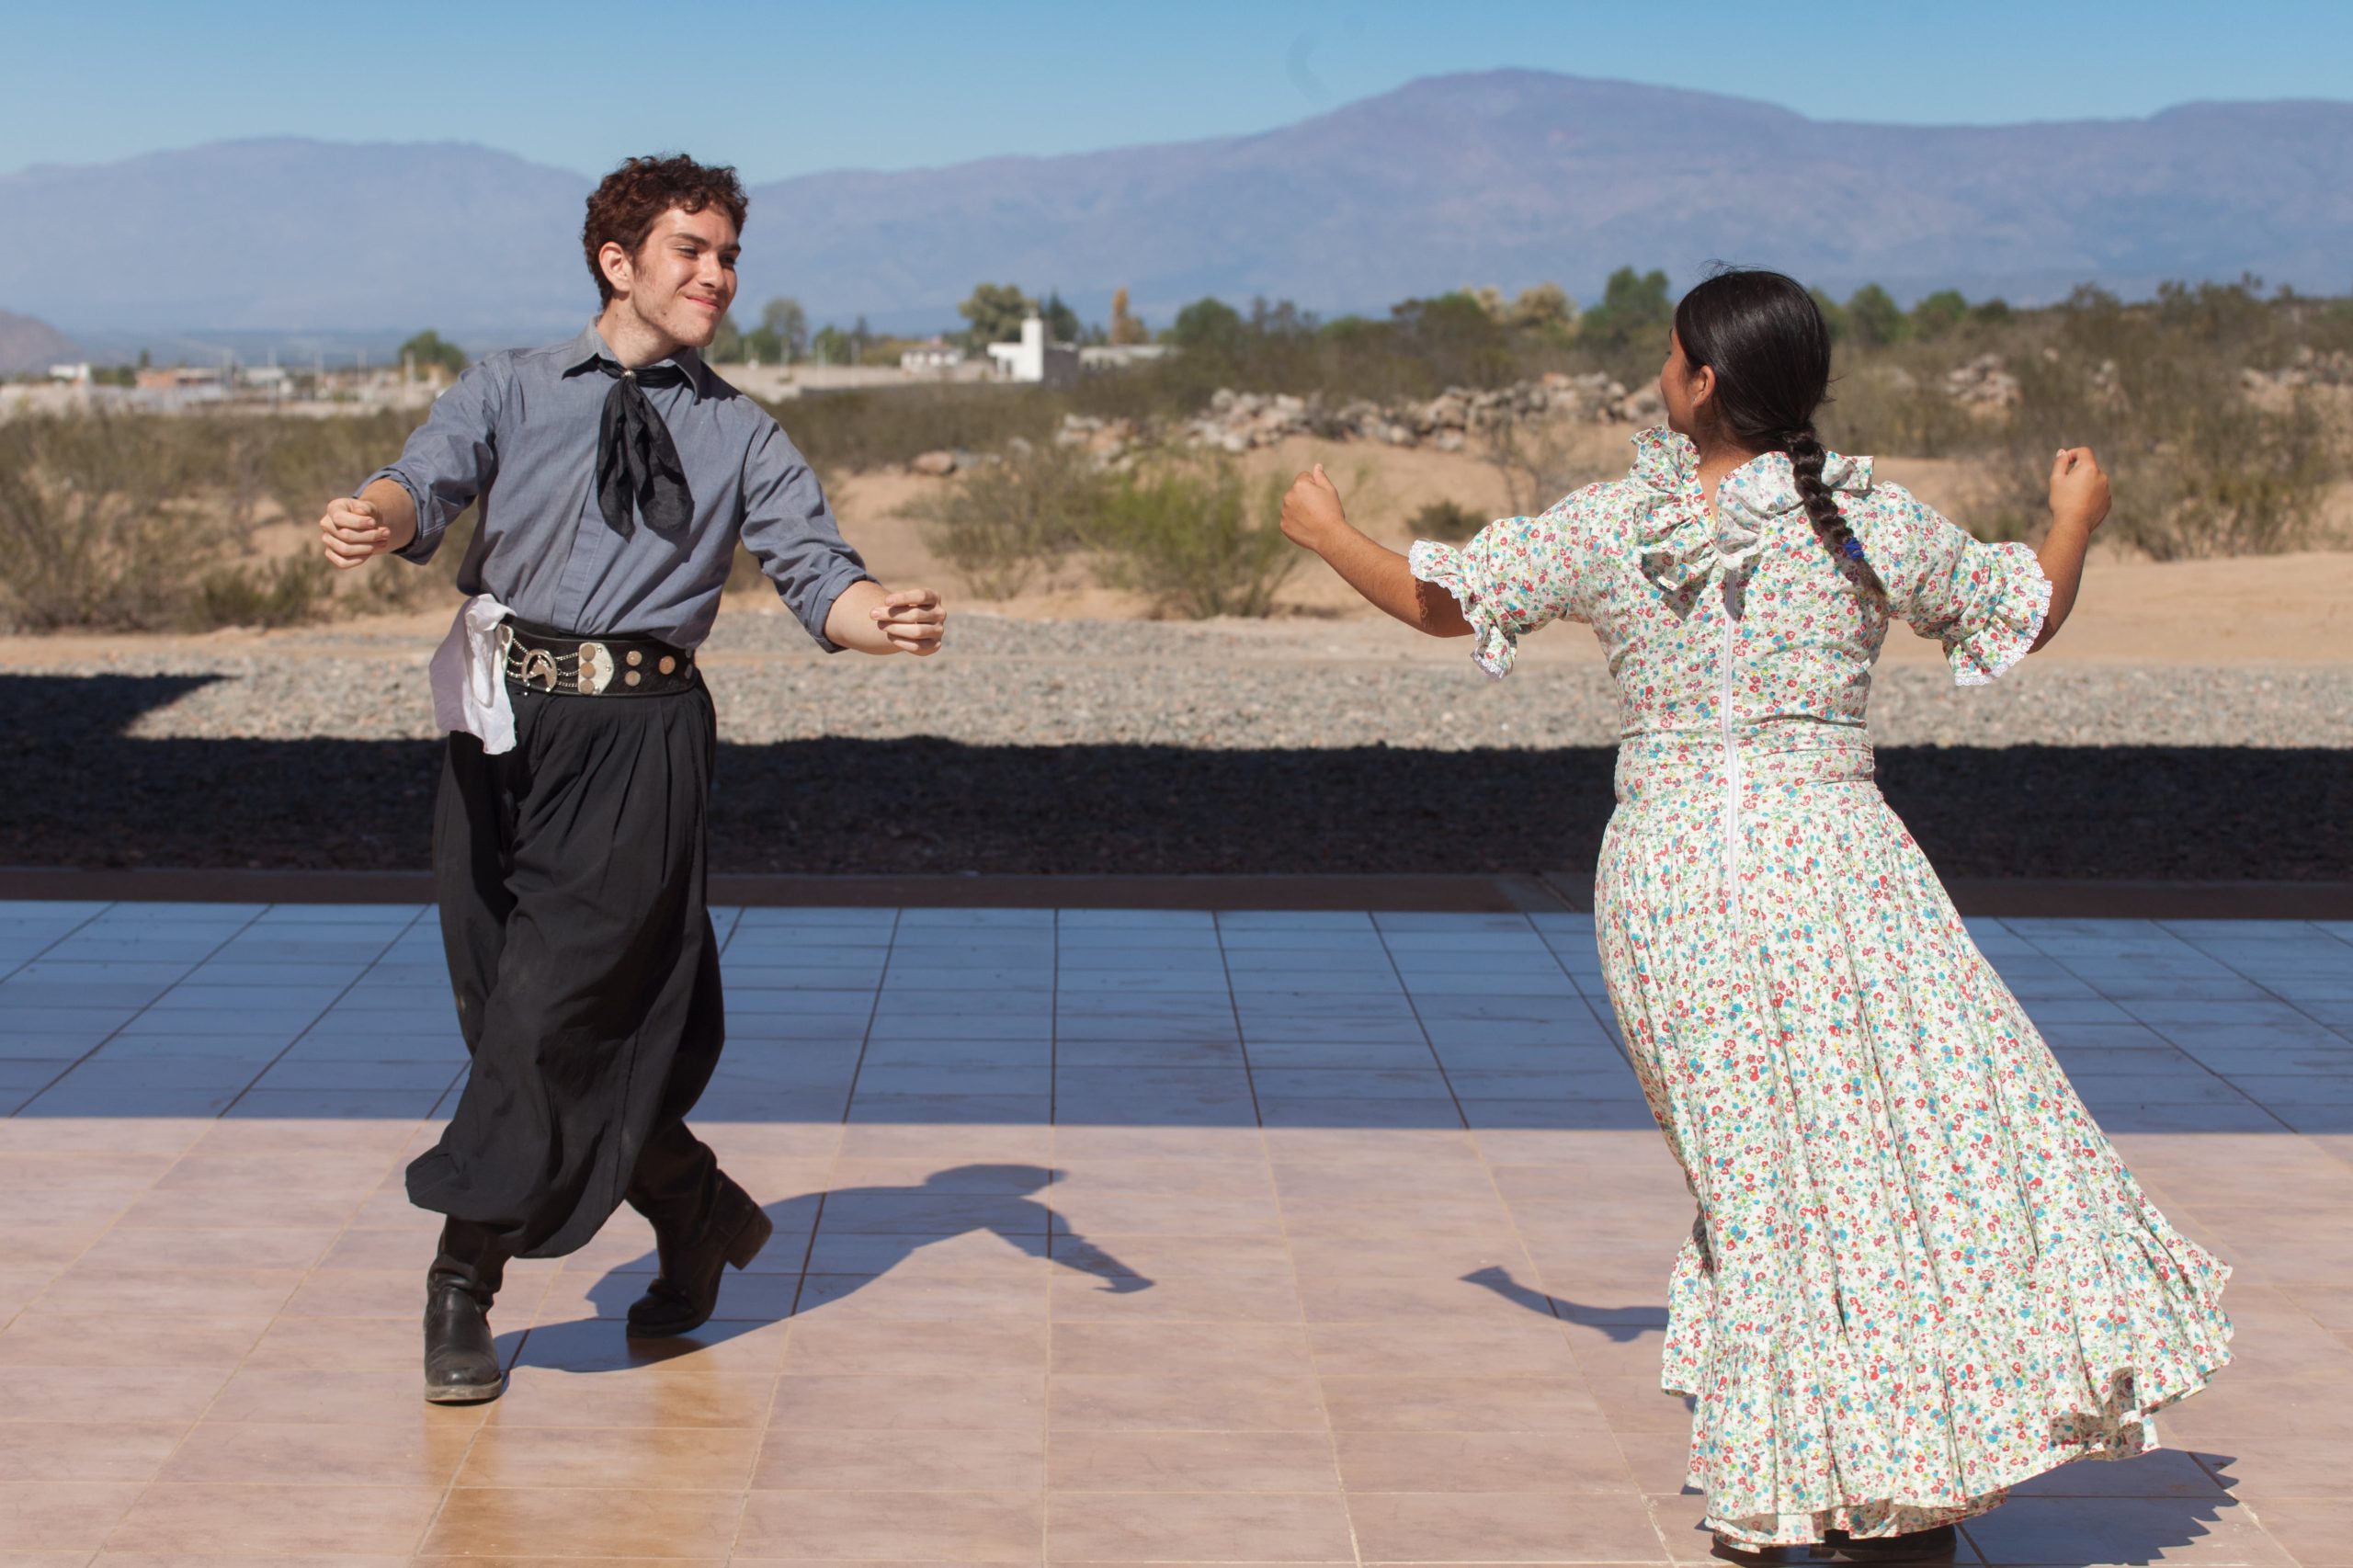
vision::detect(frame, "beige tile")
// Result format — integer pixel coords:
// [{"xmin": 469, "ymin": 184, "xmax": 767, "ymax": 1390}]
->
[
  {"xmin": 0, "ymin": 1314, "xmax": 264, "ymax": 1369},
  {"xmin": 1304, "ymin": 1318, "xmax": 1579, "ymax": 1378},
  {"xmin": 0, "ymin": 1366, "xmax": 229, "ymax": 1425},
  {"xmin": 239, "ymin": 1314, "xmax": 423, "ymax": 1371},
  {"xmin": 203, "ymin": 1366, "xmax": 491, "ymax": 1426},
  {"xmin": 0, "ymin": 1481, "xmax": 146, "ymax": 1550},
  {"xmin": 1046, "ymin": 1490, "xmax": 1353, "ymax": 1562},
  {"xmin": 1050, "ymin": 1193, "xmax": 1288, "ymax": 1237},
  {"xmin": 511, "ymin": 1315, "xmax": 794, "ymax": 1378},
  {"xmin": 782, "ymin": 1314, "xmax": 1048, "ymax": 1376},
  {"xmin": 157, "ymin": 1419, "xmax": 474, "ymax": 1485},
  {"xmin": 1051, "ymin": 1322, "xmax": 1313, "ymax": 1380},
  {"xmin": 28, "ymin": 1261, "xmax": 306, "ymax": 1319},
  {"xmin": 1319, "ymin": 1375, "xmax": 1606, "ymax": 1433},
  {"xmin": 1582, "ymin": 1372, "xmax": 1699, "ymax": 1436},
  {"xmin": 111, "ymin": 1187, "xmax": 368, "ymax": 1231},
  {"xmin": 533, "ymin": 1264, "xmax": 801, "ymax": 1324},
  {"xmin": 0, "ymin": 1420, "xmax": 185, "ymax": 1483},
  {"xmin": 486, "ymin": 1365, "xmax": 776, "ymax": 1429},
  {"xmin": 1050, "ymin": 1373, "xmax": 1327, "ymax": 1432},
  {"xmin": 737, "ymin": 1487, "xmax": 1044, "ymax": 1560},
  {"xmin": 797, "ymin": 1271, "xmax": 1047, "ymax": 1322},
  {"xmin": 103, "ymin": 1483, "xmax": 443, "ymax": 1555},
  {"xmin": 1048, "ymin": 1430, "xmax": 1339, "ymax": 1493},
  {"xmin": 418, "ymin": 1486, "xmax": 745, "ymax": 1557},
  {"xmin": 1334, "ymin": 1429, "xmax": 1637, "ymax": 1494},
  {"xmin": 1611, "ymin": 1429, "xmax": 1700, "ymax": 1495},
  {"xmin": 74, "ymin": 1225, "xmax": 340, "ymax": 1272},
  {"xmin": 1348, "ymin": 1489, "xmax": 1666, "ymax": 1563},
  {"xmin": 2193, "ymin": 1437, "xmax": 2351, "ymax": 1500},
  {"xmin": 1049, "ymin": 1272, "xmax": 1304, "ymax": 1324},
  {"xmin": 457, "ymin": 1425, "xmax": 760, "ymax": 1489},
  {"xmin": 771, "ymin": 1372, "xmax": 1046, "ymax": 1430},
  {"xmin": 2248, "ymin": 1496, "xmax": 2353, "ymax": 1568},
  {"xmin": 756, "ymin": 1427, "xmax": 1046, "ymax": 1492}
]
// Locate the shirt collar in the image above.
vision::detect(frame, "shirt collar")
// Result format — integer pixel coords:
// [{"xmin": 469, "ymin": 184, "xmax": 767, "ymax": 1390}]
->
[{"xmin": 561, "ymin": 321, "xmax": 708, "ymax": 400}]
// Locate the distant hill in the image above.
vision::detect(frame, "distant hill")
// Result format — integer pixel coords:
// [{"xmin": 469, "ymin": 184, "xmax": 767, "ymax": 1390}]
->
[
  {"xmin": 0, "ymin": 310, "xmax": 79, "ymax": 373},
  {"xmin": 4, "ymin": 72, "xmax": 2349, "ymax": 346}
]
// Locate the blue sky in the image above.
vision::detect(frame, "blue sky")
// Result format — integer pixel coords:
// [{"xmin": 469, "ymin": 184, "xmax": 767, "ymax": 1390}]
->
[{"xmin": 6, "ymin": 0, "xmax": 2347, "ymax": 180}]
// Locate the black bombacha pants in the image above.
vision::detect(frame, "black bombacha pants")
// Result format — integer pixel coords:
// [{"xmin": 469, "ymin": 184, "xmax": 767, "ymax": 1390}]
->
[{"xmin": 405, "ymin": 676, "xmax": 728, "ymax": 1270}]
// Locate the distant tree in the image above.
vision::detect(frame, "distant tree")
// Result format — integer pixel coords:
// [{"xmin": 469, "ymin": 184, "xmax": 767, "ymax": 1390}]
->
[
  {"xmin": 1389, "ymin": 292, "xmax": 1512, "ymax": 385},
  {"xmin": 1249, "ymin": 296, "xmax": 1318, "ymax": 337},
  {"xmin": 761, "ymin": 297, "xmax": 810, "ymax": 362},
  {"xmin": 1038, "ymin": 290, "xmax": 1082, "ymax": 345},
  {"xmin": 136, "ymin": 348, "xmax": 152, "ymax": 370},
  {"xmin": 1165, "ymin": 297, "xmax": 1247, "ymax": 355},
  {"xmin": 850, "ymin": 315, "xmax": 873, "ymax": 364},
  {"xmin": 1845, "ymin": 284, "xmax": 1908, "ymax": 348},
  {"xmin": 1577, "ymin": 267, "xmax": 1675, "ymax": 358},
  {"xmin": 399, "ymin": 330, "xmax": 468, "ymax": 375},
  {"xmin": 1108, "ymin": 288, "xmax": 1149, "ymax": 346},
  {"xmin": 1508, "ymin": 282, "xmax": 1576, "ymax": 335},
  {"xmin": 1468, "ymin": 285, "xmax": 1510, "ymax": 320},
  {"xmin": 1970, "ymin": 297, "xmax": 2013, "ymax": 325},
  {"xmin": 1910, "ymin": 289, "xmax": 1970, "ymax": 340},
  {"xmin": 1810, "ymin": 288, "xmax": 1850, "ymax": 343},
  {"xmin": 709, "ymin": 310, "xmax": 745, "ymax": 361},
  {"xmin": 811, "ymin": 324, "xmax": 847, "ymax": 364},
  {"xmin": 958, "ymin": 282, "xmax": 1035, "ymax": 352}
]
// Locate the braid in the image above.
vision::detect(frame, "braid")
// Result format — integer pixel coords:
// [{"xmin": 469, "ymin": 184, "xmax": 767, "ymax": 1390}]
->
[{"xmin": 1783, "ymin": 428, "xmax": 1881, "ymax": 594}]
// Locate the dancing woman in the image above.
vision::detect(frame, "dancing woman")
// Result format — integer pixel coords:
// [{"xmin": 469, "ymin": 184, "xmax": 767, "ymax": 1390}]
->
[{"xmin": 1278, "ymin": 268, "xmax": 2231, "ymax": 1559}]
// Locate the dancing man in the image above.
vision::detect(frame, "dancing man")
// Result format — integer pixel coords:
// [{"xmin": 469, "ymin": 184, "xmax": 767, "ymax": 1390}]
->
[{"xmin": 319, "ymin": 154, "xmax": 946, "ymax": 1403}]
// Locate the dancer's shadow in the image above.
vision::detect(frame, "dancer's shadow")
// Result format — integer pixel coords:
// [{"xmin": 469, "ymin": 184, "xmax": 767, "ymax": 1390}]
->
[
  {"xmin": 1461, "ymin": 1264, "xmax": 1665, "ymax": 1342},
  {"xmin": 558, "ymin": 1164, "xmax": 1152, "ymax": 1364}
]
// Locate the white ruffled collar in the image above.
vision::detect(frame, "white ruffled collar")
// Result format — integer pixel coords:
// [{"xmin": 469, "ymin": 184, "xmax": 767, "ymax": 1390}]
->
[{"xmin": 1627, "ymin": 426, "xmax": 1872, "ymax": 594}]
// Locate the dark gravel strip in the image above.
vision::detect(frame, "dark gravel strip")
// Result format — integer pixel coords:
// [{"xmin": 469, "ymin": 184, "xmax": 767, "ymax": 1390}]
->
[{"xmin": 11, "ymin": 672, "xmax": 2345, "ymax": 879}]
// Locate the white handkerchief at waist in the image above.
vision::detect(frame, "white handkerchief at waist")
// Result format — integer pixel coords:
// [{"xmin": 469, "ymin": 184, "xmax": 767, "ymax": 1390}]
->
[{"xmin": 430, "ymin": 594, "xmax": 517, "ymax": 755}]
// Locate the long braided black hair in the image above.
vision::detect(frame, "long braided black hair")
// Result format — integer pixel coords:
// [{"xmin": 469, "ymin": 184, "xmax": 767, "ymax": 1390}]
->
[{"xmin": 1671, "ymin": 267, "xmax": 1881, "ymax": 593}]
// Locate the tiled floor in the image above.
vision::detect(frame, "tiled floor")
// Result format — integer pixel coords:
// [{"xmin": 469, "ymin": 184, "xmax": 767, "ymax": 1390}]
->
[{"xmin": 2, "ymin": 898, "xmax": 2350, "ymax": 1565}]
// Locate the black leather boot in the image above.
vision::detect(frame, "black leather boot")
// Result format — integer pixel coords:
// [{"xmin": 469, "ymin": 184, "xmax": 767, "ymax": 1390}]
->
[
  {"xmin": 422, "ymin": 1219, "xmax": 507, "ymax": 1403},
  {"xmin": 1827, "ymin": 1526, "xmax": 1957, "ymax": 1562},
  {"xmin": 626, "ymin": 1175, "xmax": 773, "ymax": 1338}
]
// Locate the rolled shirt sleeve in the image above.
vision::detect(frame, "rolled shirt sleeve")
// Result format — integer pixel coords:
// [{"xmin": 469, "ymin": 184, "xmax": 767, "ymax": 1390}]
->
[
  {"xmin": 364, "ymin": 358, "xmax": 505, "ymax": 565},
  {"xmin": 739, "ymin": 419, "xmax": 875, "ymax": 652}
]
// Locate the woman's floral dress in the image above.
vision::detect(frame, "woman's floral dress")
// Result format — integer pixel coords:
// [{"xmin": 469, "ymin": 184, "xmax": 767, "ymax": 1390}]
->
[{"xmin": 1410, "ymin": 427, "xmax": 2233, "ymax": 1546}]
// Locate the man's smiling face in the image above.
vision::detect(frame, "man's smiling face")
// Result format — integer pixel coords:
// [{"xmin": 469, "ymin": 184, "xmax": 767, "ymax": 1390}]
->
[{"xmin": 609, "ymin": 204, "xmax": 740, "ymax": 352}]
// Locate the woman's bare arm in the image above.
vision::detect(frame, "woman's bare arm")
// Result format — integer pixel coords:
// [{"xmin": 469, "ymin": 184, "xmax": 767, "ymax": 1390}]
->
[
  {"xmin": 2029, "ymin": 447, "xmax": 2110, "ymax": 652},
  {"xmin": 1279, "ymin": 464, "xmax": 1472, "ymax": 637}
]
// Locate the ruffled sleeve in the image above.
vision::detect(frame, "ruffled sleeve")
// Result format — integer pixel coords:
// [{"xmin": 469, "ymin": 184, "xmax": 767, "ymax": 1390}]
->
[
  {"xmin": 1407, "ymin": 495, "xmax": 1596, "ymax": 679},
  {"xmin": 1867, "ymin": 483, "xmax": 2053, "ymax": 686}
]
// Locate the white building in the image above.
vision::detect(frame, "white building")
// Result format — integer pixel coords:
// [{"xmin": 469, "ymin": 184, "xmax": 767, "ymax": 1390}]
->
[
  {"xmin": 900, "ymin": 341, "xmax": 966, "ymax": 375},
  {"xmin": 985, "ymin": 316, "xmax": 1079, "ymax": 387}
]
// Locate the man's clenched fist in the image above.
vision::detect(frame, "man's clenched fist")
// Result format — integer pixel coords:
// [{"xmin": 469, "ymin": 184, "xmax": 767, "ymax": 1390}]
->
[{"xmin": 320, "ymin": 496, "xmax": 394, "ymax": 569}]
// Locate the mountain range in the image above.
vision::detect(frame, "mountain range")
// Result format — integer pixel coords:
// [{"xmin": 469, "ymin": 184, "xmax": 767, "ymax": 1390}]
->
[{"xmin": 4, "ymin": 71, "xmax": 2348, "ymax": 354}]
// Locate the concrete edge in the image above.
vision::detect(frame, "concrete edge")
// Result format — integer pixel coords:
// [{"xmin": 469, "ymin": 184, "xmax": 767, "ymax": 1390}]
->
[{"xmin": 0, "ymin": 866, "xmax": 2347, "ymax": 918}]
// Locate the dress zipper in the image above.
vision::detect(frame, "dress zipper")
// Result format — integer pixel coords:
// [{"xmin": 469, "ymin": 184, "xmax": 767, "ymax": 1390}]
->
[{"xmin": 1719, "ymin": 597, "xmax": 1743, "ymax": 926}]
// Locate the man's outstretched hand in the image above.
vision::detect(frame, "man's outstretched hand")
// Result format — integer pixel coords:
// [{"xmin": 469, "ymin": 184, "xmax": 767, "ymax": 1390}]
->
[
  {"xmin": 319, "ymin": 496, "xmax": 394, "ymax": 569},
  {"xmin": 870, "ymin": 587, "xmax": 947, "ymax": 655}
]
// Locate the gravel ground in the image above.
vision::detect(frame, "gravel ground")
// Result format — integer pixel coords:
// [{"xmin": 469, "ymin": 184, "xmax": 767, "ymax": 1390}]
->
[{"xmin": 6, "ymin": 615, "xmax": 2347, "ymax": 878}]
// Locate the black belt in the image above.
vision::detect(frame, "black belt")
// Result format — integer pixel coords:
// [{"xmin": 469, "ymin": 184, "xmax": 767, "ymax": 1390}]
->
[{"xmin": 498, "ymin": 619, "xmax": 697, "ymax": 697}]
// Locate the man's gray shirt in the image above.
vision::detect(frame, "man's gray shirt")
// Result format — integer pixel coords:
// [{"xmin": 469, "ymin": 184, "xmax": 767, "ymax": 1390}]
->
[{"xmin": 368, "ymin": 323, "xmax": 871, "ymax": 651}]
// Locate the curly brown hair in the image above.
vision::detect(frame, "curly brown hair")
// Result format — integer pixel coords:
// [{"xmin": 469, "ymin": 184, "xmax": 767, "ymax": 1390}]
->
[{"xmin": 582, "ymin": 154, "xmax": 749, "ymax": 305}]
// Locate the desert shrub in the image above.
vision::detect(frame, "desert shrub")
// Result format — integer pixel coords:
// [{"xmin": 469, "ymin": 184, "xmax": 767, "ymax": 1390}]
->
[
  {"xmin": 911, "ymin": 441, "xmax": 1116, "ymax": 599},
  {"xmin": 770, "ymin": 384, "xmax": 1067, "ymax": 475},
  {"xmin": 1094, "ymin": 454, "xmax": 1300, "ymax": 619},
  {"xmin": 1408, "ymin": 498, "xmax": 1486, "ymax": 543},
  {"xmin": 0, "ymin": 410, "xmax": 223, "ymax": 631},
  {"xmin": 188, "ymin": 554, "xmax": 334, "ymax": 630},
  {"xmin": 1481, "ymin": 408, "xmax": 1612, "ymax": 516},
  {"xmin": 1972, "ymin": 284, "xmax": 2335, "ymax": 556},
  {"xmin": 1818, "ymin": 355, "xmax": 1984, "ymax": 459}
]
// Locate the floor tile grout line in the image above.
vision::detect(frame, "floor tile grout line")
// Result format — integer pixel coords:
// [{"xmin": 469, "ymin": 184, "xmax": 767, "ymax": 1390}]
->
[
  {"xmin": 1211, "ymin": 909, "xmax": 1364, "ymax": 1568},
  {"xmin": 9, "ymin": 899, "xmax": 275, "ymax": 1116},
  {"xmin": 109, "ymin": 901, "xmax": 451, "ymax": 1552},
  {"xmin": 0, "ymin": 895, "xmax": 116, "ymax": 984},
  {"xmin": 723, "ymin": 903, "xmax": 902, "ymax": 1565},
  {"xmin": 1365, "ymin": 918, "xmax": 1475, "ymax": 1135},
  {"xmin": 2013, "ymin": 923, "xmax": 2306, "ymax": 1131},
  {"xmin": 217, "ymin": 903, "xmax": 439, "ymax": 1118},
  {"xmin": 2145, "ymin": 916, "xmax": 2353, "ymax": 1047}
]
